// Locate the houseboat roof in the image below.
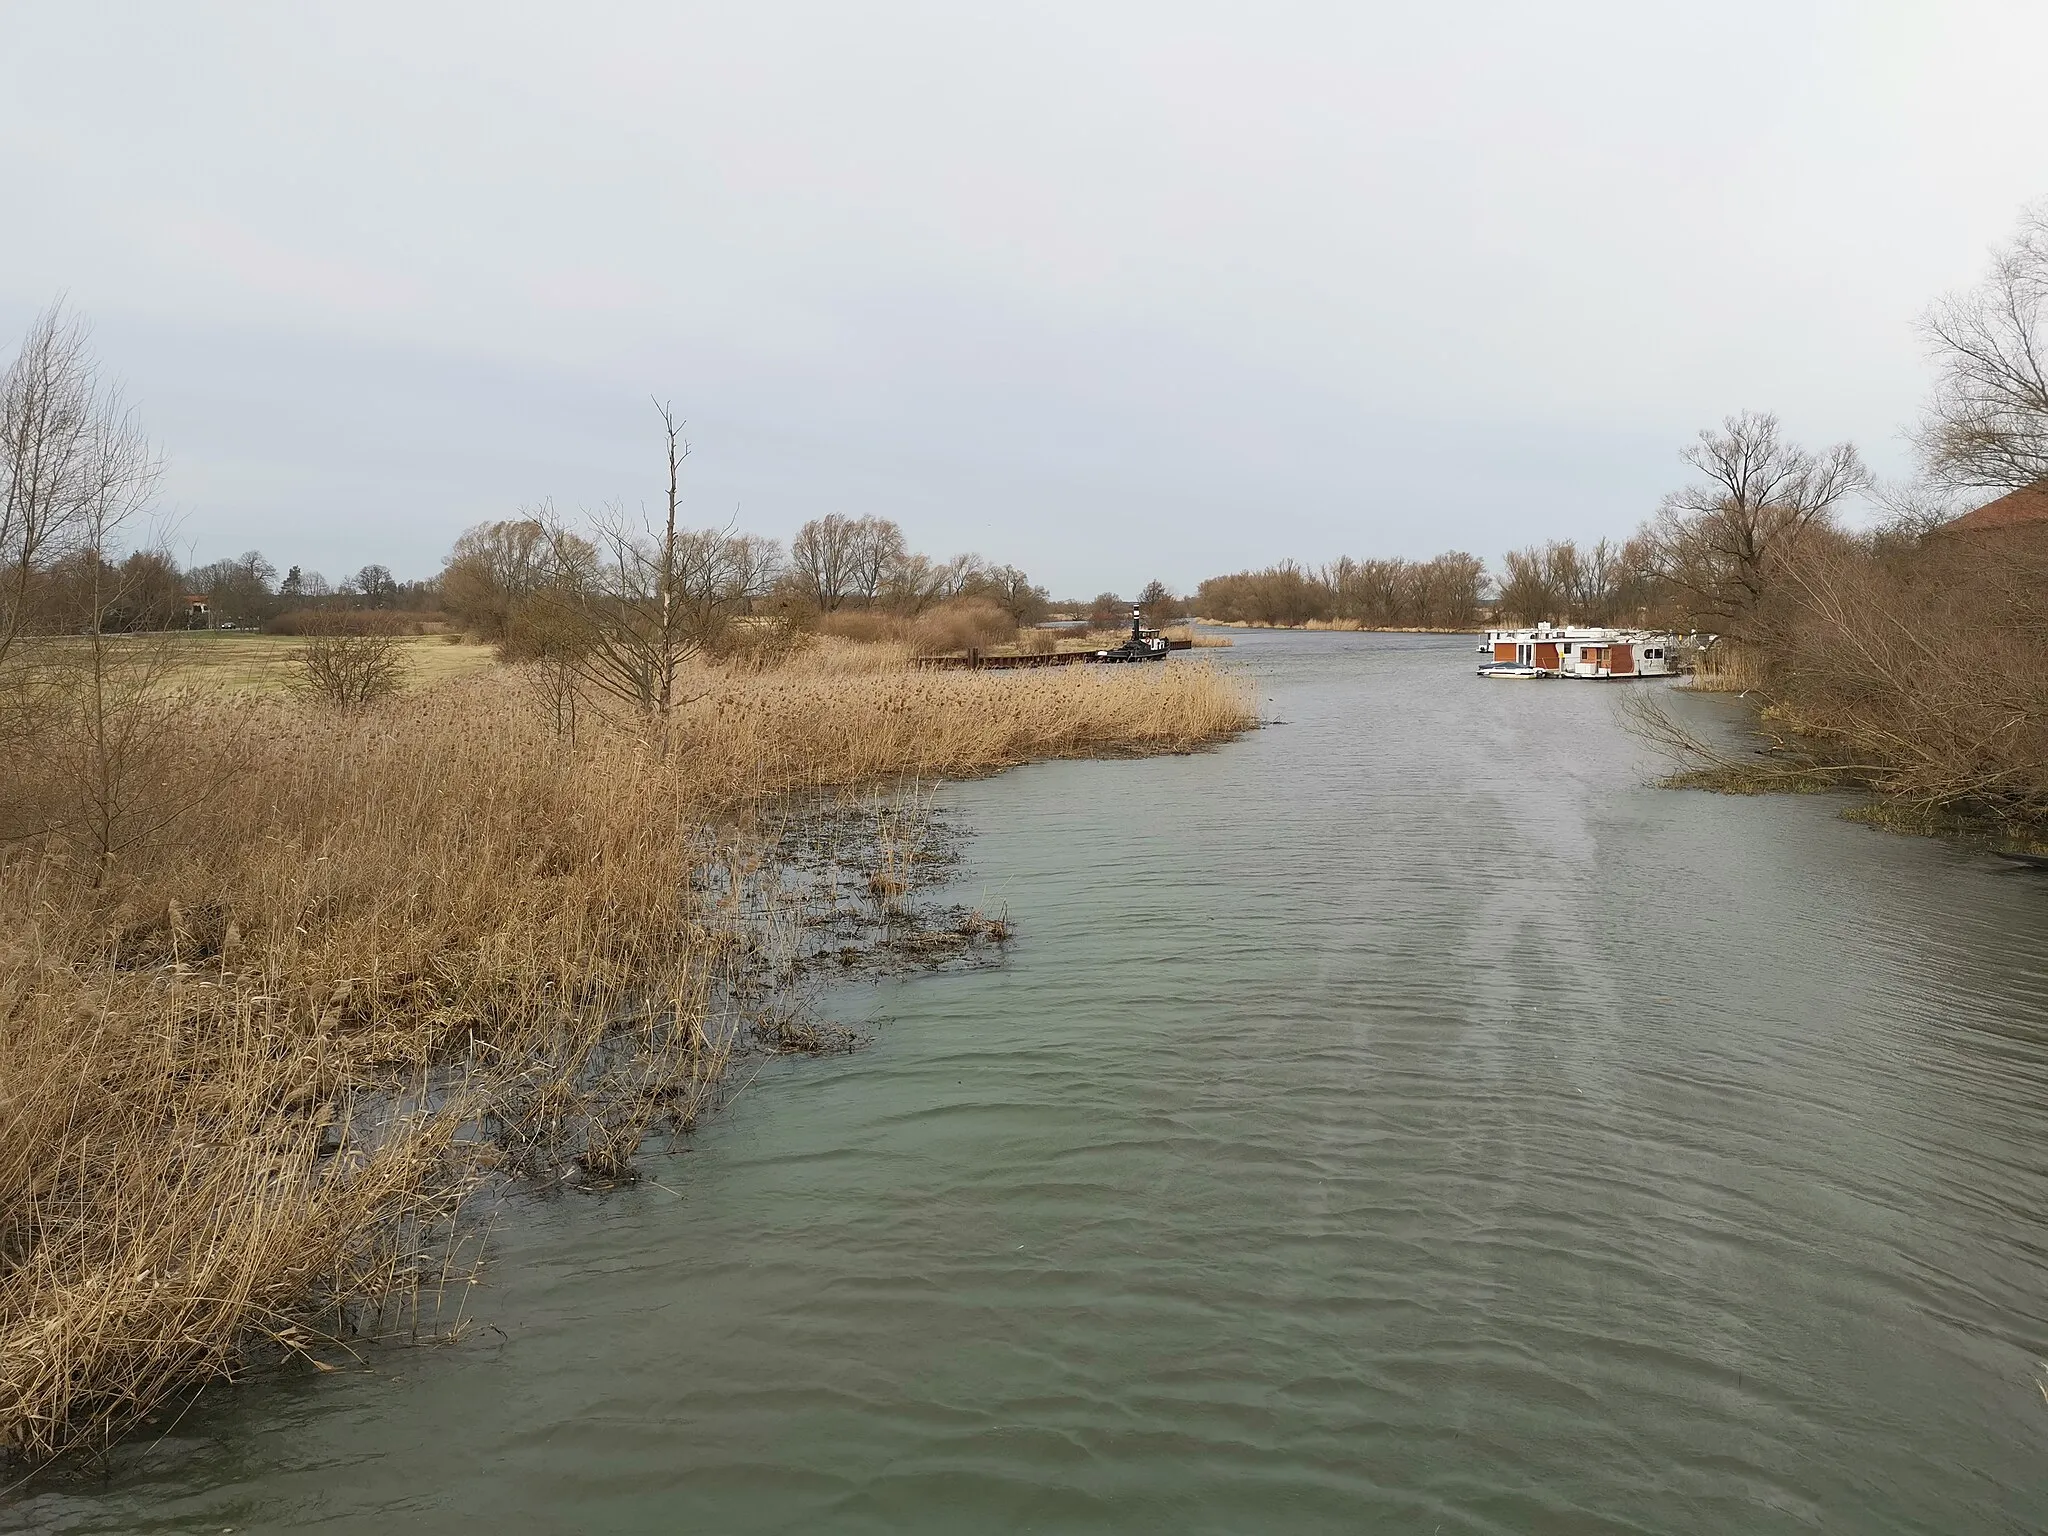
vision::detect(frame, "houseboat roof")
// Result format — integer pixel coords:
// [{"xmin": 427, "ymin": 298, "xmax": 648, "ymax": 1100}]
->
[{"xmin": 1481, "ymin": 623, "xmax": 1692, "ymax": 641}]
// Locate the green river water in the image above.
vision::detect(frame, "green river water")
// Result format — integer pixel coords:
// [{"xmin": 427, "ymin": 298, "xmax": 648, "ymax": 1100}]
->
[{"xmin": 10, "ymin": 630, "xmax": 2048, "ymax": 1534}]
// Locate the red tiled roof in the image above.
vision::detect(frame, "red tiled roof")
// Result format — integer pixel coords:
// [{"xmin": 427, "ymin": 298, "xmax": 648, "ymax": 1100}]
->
[{"xmin": 1941, "ymin": 482, "xmax": 2048, "ymax": 534}]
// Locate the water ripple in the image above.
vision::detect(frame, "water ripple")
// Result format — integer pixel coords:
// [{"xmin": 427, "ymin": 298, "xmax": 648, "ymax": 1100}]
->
[{"xmin": 12, "ymin": 633, "xmax": 2048, "ymax": 1536}]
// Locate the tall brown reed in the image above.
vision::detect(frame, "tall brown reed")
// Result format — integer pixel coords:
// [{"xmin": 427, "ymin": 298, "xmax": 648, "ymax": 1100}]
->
[{"xmin": 0, "ymin": 645, "xmax": 1254, "ymax": 1468}]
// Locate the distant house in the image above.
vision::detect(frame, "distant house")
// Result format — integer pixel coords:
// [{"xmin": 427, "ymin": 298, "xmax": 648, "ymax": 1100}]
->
[
  {"xmin": 1938, "ymin": 481, "xmax": 2048, "ymax": 536},
  {"xmin": 185, "ymin": 594, "xmax": 210, "ymax": 627}
]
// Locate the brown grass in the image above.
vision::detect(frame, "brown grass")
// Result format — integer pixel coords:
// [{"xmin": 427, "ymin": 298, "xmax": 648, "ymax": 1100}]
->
[
  {"xmin": 1686, "ymin": 641, "xmax": 1770, "ymax": 694},
  {"xmin": 73, "ymin": 632, "xmax": 499, "ymax": 695},
  {"xmin": 816, "ymin": 598, "xmax": 1018, "ymax": 656},
  {"xmin": 0, "ymin": 642, "xmax": 1254, "ymax": 1470},
  {"xmin": 671, "ymin": 652, "xmax": 1255, "ymax": 800}
]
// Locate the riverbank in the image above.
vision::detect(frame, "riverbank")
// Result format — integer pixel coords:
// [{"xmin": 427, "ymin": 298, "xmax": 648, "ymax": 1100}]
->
[
  {"xmin": 0, "ymin": 645, "xmax": 1256, "ymax": 1471},
  {"xmin": 22, "ymin": 631, "xmax": 2044, "ymax": 1534},
  {"xmin": 1629, "ymin": 523, "xmax": 2048, "ymax": 852}
]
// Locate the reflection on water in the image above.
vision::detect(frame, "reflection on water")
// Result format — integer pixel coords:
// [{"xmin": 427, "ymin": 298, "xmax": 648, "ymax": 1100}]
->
[{"xmin": 12, "ymin": 632, "xmax": 2048, "ymax": 1535}]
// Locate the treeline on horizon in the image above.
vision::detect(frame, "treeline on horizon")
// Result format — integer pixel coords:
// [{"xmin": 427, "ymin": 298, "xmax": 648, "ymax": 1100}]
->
[
  {"xmin": 9, "ymin": 196, "xmax": 2048, "ymax": 844},
  {"xmin": 1194, "ymin": 553, "xmax": 1487, "ymax": 630},
  {"xmin": 1191, "ymin": 535, "xmax": 1682, "ymax": 631},
  {"xmin": 2, "ymin": 544, "xmax": 443, "ymax": 635},
  {"xmin": 4, "ymin": 510, "xmax": 1060, "ymax": 644}
]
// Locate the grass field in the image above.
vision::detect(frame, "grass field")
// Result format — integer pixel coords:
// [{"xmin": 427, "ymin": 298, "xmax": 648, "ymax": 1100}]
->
[{"xmin": 96, "ymin": 631, "xmax": 501, "ymax": 693}]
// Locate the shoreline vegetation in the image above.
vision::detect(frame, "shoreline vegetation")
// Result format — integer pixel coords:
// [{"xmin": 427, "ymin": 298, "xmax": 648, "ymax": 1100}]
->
[
  {"xmin": 0, "ymin": 638, "xmax": 1255, "ymax": 1471},
  {"xmin": 8, "ymin": 190, "xmax": 2048, "ymax": 1473},
  {"xmin": 0, "ymin": 317, "xmax": 1256, "ymax": 1474}
]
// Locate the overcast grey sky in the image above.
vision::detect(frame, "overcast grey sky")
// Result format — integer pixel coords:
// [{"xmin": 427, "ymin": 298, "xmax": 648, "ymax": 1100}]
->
[{"xmin": 4, "ymin": 1, "xmax": 2046, "ymax": 595}]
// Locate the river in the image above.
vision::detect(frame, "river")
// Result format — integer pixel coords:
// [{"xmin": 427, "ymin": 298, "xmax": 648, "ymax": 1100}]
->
[{"xmin": 12, "ymin": 630, "xmax": 2048, "ymax": 1534}]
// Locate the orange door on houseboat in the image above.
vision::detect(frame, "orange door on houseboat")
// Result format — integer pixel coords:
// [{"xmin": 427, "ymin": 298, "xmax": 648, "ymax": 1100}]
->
[
  {"xmin": 1611, "ymin": 644, "xmax": 1635, "ymax": 675},
  {"xmin": 1583, "ymin": 647, "xmax": 1603, "ymax": 672},
  {"xmin": 1493, "ymin": 643, "xmax": 1516, "ymax": 662},
  {"xmin": 1534, "ymin": 642, "xmax": 1559, "ymax": 669}
]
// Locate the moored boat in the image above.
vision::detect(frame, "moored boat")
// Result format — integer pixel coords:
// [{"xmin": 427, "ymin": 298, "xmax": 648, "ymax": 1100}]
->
[
  {"xmin": 1476, "ymin": 621, "xmax": 1702, "ymax": 679},
  {"xmin": 1092, "ymin": 605, "xmax": 1170, "ymax": 663}
]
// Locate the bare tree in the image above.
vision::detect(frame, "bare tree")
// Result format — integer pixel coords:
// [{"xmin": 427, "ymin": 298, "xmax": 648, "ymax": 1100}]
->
[
  {"xmin": 1646, "ymin": 410, "xmax": 1865, "ymax": 632},
  {"xmin": 1494, "ymin": 538, "xmax": 1635, "ymax": 624},
  {"xmin": 937, "ymin": 553, "xmax": 989, "ymax": 602},
  {"xmin": 1919, "ymin": 201, "xmax": 2048, "ymax": 492},
  {"xmin": 881, "ymin": 551, "xmax": 951, "ymax": 615},
  {"xmin": 785, "ymin": 513, "xmax": 908, "ymax": 612},
  {"xmin": 349, "ymin": 563, "xmax": 399, "ymax": 608},
  {"xmin": 535, "ymin": 403, "xmax": 751, "ymax": 735},
  {"xmin": 849, "ymin": 516, "xmax": 907, "ymax": 607},
  {"xmin": 107, "ymin": 550, "xmax": 185, "ymax": 631},
  {"xmin": 1496, "ymin": 546, "xmax": 1563, "ymax": 623},
  {"xmin": 187, "ymin": 550, "xmax": 278, "ymax": 627},
  {"xmin": 1326, "ymin": 556, "xmax": 1405, "ymax": 627},
  {"xmin": 443, "ymin": 516, "xmax": 556, "ymax": 640},
  {"xmin": 0, "ymin": 303, "xmax": 159, "ymax": 667},
  {"xmin": 578, "ymin": 403, "xmax": 696, "ymax": 721},
  {"xmin": 1135, "ymin": 579, "xmax": 1183, "ymax": 619},
  {"xmin": 985, "ymin": 564, "xmax": 1049, "ymax": 624},
  {"xmin": 1572, "ymin": 538, "xmax": 1622, "ymax": 619},
  {"xmin": 788, "ymin": 513, "xmax": 861, "ymax": 612},
  {"xmin": 726, "ymin": 532, "xmax": 785, "ymax": 614},
  {"xmin": 1406, "ymin": 552, "xmax": 1486, "ymax": 628}
]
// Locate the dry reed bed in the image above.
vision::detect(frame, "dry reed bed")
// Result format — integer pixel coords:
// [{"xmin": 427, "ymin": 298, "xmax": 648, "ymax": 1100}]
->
[
  {"xmin": 674, "ymin": 655, "xmax": 1256, "ymax": 803},
  {"xmin": 0, "ymin": 651, "xmax": 1254, "ymax": 1469}
]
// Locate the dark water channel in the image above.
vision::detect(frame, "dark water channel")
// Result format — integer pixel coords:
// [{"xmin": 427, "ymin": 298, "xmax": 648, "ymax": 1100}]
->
[{"xmin": 14, "ymin": 631, "xmax": 2048, "ymax": 1534}]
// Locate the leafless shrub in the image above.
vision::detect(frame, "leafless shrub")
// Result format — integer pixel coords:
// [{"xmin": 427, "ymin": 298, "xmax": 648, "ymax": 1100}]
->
[
  {"xmin": 289, "ymin": 632, "xmax": 408, "ymax": 709},
  {"xmin": 1628, "ymin": 522, "xmax": 2048, "ymax": 839},
  {"xmin": 1764, "ymin": 526, "xmax": 2048, "ymax": 830}
]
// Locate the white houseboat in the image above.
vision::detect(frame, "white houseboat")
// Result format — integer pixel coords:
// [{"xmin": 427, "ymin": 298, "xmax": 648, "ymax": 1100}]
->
[{"xmin": 1476, "ymin": 622, "xmax": 1694, "ymax": 680}]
